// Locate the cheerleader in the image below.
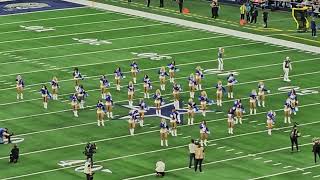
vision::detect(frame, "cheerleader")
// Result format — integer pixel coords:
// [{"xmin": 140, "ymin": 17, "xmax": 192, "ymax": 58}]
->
[
  {"xmin": 114, "ymin": 67, "xmax": 124, "ymax": 91},
  {"xmin": 127, "ymin": 81, "xmax": 135, "ymax": 106},
  {"xmin": 167, "ymin": 61, "xmax": 176, "ymax": 83},
  {"xmin": 188, "ymin": 73, "xmax": 197, "ymax": 98},
  {"xmin": 284, "ymin": 98, "xmax": 292, "ymax": 124},
  {"xmin": 128, "ymin": 110, "xmax": 139, "ymax": 135},
  {"xmin": 288, "ymin": 89, "xmax": 299, "ymax": 115},
  {"xmin": 267, "ymin": 110, "xmax": 276, "ymax": 135},
  {"xmin": 227, "ymin": 108, "xmax": 235, "ymax": 134},
  {"xmin": 160, "ymin": 118, "xmax": 169, "ymax": 146},
  {"xmin": 187, "ymin": 98, "xmax": 197, "ymax": 125},
  {"xmin": 172, "ymin": 82, "xmax": 182, "ymax": 109},
  {"xmin": 73, "ymin": 67, "xmax": 83, "ymax": 89},
  {"xmin": 70, "ymin": 93, "xmax": 79, "ymax": 117},
  {"xmin": 158, "ymin": 66, "xmax": 168, "ymax": 91},
  {"xmin": 96, "ymin": 100, "xmax": 106, "ymax": 126},
  {"xmin": 76, "ymin": 85, "xmax": 87, "ymax": 109},
  {"xmin": 51, "ymin": 76, "xmax": 59, "ymax": 100},
  {"xmin": 217, "ymin": 47, "xmax": 224, "ymax": 71},
  {"xmin": 15, "ymin": 75, "xmax": 24, "ymax": 100},
  {"xmin": 249, "ymin": 89, "xmax": 257, "ymax": 115},
  {"xmin": 153, "ymin": 89, "xmax": 163, "ymax": 115},
  {"xmin": 234, "ymin": 99, "xmax": 245, "ymax": 124},
  {"xmin": 216, "ymin": 80, "xmax": 225, "ymax": 107},
  {"xmin": 170, "ymin": 108, "xmax": 180, "ymax": 136},
  {"xmin": 195, "ymin": 66, "xmax": 204, "ymax": 90},
  {"xmin": 198, "ymin": 91, "xmax": 208, "ymax": 117},
  {"xmin": 138, "ymin": 99, "xmax": 148, "ymax": 127},
  {"xmin": 257, "ymin": 81, "xmax": 270, "ymax": 107},
  {"xmin": 199, "ymin": 120, "xmax": 210, "ymax": 146},
  {"xmin": 40, "ymin": 85, "xmax": 51, "ymax": 109},
  {"xmin": 130, "ymin": 61, "xmax": 139, "ymax": 84},
  {"xmin": 143, "ymin": 75, "xmax": 152, "ymax": 99},
  {"xmin": 99, "ymin": 75, "xmax": 110, "ymax": 99},
  {"xmin": 105, "ymin": 92, "xmax": 113, "ymax": 119},
  {"xmin": 227, "ymin": 74, "xmax": 237, "ymax": 99}
]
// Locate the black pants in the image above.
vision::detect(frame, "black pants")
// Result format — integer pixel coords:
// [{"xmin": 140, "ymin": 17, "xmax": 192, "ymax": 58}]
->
[
  {"xmin": 312, "ymin": 29, "xmax": 317, "ymax": 37},
  {"xmin": 179, "ymin": 3, "xmax": 183, "ymax": 13},
  {"xmin": 263, "ymin": 18, "xmax": 268, "ymax": 28},
  {"xmin": 290, "ymin": 137, "xmax": 299, "ymax": 151},
  {"xmin": 211, "ymin": 8, "xmax": 218, "ymax": 19},
  {"xmin": 147, "ymin": 0, "xmax": 150, "ymax": 7},
  {"xmin": 194, "ymin": 159, "xmax": 203, "ymax": 172},
  {"xmin": 246, "ymin": 12, "xmax": 250, "ymax": 22},
  {"xmin": 250, "ymin": 16, "xmax": 257, "ymax": 23},
  {"xmin": 86, "ymin": 174, "xmax": 93, "ymax": 180},
  {"xmin": 159, "ymin": 0, "xmax": 164, "ymax": 7},
  {"xmin": 156, "ymin": 172, "xmax": 165, "ymax": 177},
  {"xmin": 189, "ymin": 153, "xmax": 195, "ymax": 168},
  {"xmin": 314, "ymin": 152, "xmax": 320, "ymax": 163},
  {"xmin": 240, "ymin": 14, "xmax": 245, "ymax": 20},
  {"xmin": 9, "ymin": 155, "xmax": 18, "ymax": 163}
]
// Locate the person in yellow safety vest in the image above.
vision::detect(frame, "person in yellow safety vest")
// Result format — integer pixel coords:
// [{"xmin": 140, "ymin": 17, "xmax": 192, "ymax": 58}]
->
[{"xmin": 240, "ymin": 4, "xmax": 246, "ymax": 20}]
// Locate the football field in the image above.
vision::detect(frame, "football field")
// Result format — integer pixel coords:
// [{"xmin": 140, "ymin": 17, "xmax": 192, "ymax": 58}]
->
[{"xmin": 0, "ymin": 6, "xmax": 320, "ymax": 180}]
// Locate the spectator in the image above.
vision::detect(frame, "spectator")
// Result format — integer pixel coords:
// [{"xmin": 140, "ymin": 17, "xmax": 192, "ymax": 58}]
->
[
  {"xmin": 194, "ymin": 144, "xmax": 204, "ymax": 172},
  {"xmin": 155, "ymin": 160, "xmax": 165, "ymax": 177},
  {"xmin": 188, "ymin": 139, "xmax": 196, "ymax": 168},
  {"xmin": 250, "ymin": 6, "xmax": 258, "ymax": 23},
  {"xmin": 9, "ymin": 144, "xmax": 19, "ymax": 163},
  {"xmin": 245, "ymin": 2, "xmax": 252, "ymax": 22},
  {"xmin": 211, "ymin": 0, "xmax": 219, "ymax": 19},
  {"xmin": 311, "ymin": 17, "xmax": 317, "ymax": 37},
  {"xmin": 262, "ymin": 8, "xmax": 269, "ymax": 28},
  {"xmin": 240, "ymin": 3, "xmax": 246, "ymax": 20}
]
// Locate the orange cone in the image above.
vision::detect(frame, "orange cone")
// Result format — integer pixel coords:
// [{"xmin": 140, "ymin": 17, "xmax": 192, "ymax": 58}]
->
[{"xmin": 182, "ymin": 8, "xmax": 190, "ymax": 14}]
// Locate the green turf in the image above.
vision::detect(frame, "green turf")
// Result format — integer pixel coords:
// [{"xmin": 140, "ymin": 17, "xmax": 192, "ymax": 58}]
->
[{"xmin": 0, "ymin": 6, "xmax": 319, "ymax": 180}]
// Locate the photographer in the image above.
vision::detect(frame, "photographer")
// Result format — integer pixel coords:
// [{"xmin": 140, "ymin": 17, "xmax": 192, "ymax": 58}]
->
[
  {"xmin": 312, "ymin": 138, "xmax": 320, "ymax": 163},
  {"xmin": 0, "ymin": 128, "xmax": 12, "ymax": 144},
  {"xmin": 83, "ymin": 143, "xmax": 97, "ymax": 166},
  {"xmin": 84, "ymin": 160, "xmax": 94, "ymax": 180},
  {"xmin": 9, "ymin": 144, "xmax": 19, "ymax": 163}
]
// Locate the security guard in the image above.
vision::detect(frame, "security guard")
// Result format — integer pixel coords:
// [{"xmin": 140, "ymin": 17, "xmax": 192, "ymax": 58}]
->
[
  {"xmin": 312, "ymin": 138, "xmax": 320, "ymax": 163},
  {"xmin": 177, "ymin": 0, "xmax": 183, "ymax": 13},
  {"xmin": 290, "ymin": 124, "xmax": 300, "ymax": 152}
]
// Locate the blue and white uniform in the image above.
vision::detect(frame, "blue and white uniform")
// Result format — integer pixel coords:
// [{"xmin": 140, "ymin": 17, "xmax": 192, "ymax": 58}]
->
[
  {"xmin": 40, "ymin": 87, "xmax": 51, "ymax": 98},
  {"xmin": 143, "ymin": 76, "xmax": 152, "ymax": 90},
  {"xmin": 130, "ymin": 62, "xmax": 140, "ymax": 73},
  {"xmin": 100, "ymin": 76, "xmax": 110, "ymax": 89},
  {"xmin": 227, "ymin": 74, "xmax": 237, "ymax": 85},
  {"xmin": 127, "ymin": 84, "xmax": 135, "ymax": 96},
  {"xmin": 16, "ymin": 78, "xmax": 24, "ymax": 88},
  {"xmin": 188, "ymin": 101, "xmax": 198, "ymax": 113},
  {"xmin": 105, "ymin": 94, "xmax": 113, "ymax": 106},
  {"xmin": 51, "ymin": 79, "xmax": 59, "ymax": 90},
  {"xmin": 114, "ymin": 68, "xmax": 124, "ymax": 80}
]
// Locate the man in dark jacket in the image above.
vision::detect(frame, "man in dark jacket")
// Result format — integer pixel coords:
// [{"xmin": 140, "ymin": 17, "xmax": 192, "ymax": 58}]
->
[
  {"xmin": 262, "ymin": 8, "xmax": 269, "ymax": 28},
  {"xmin": 250, "ymin": 7, "xmax": 258, "ymax": 24},
  {"xmin": 9, "ymin": 144, "xmax": 19, "ymax": 163},
  {"xmin": 311, "ymin": 18, "xmax": 317, "ymax": 37},
  {"xmin": 178, "ymin": 0, "xmax": 183, "ymax": 13},
  {"xmin": 290, "ymin": 124, "xmax": 300, "ymax": 152},
  {"xmin": 313, "ymin": 138, "xmax": 320, "ymax": 163},
  {"xmin": 160, "ymin": 0, "xmax": 164, "ymax": 7}
]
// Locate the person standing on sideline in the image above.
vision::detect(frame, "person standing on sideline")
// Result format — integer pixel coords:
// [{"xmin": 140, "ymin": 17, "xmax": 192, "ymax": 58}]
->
[
  {"xmin": 188, "ymin": 139, "xmax": 196, "ymax": 168},
  {"xmin": 155, "ymin": 160, "xmax": 165, "ymax": 177},
  {"xmin": 262, "ymin": 8, "xmax": 269, "ymax": 28},
  {"xmin": 245, "ymin": 2, "xmax": 251, "ymax": 22},
  {"xmin": 9, "ymin": 144, "xmax": 19, "ymax": 163},
  {"xmin": 217, "ymin": 47, "xmax": 224, "ymax": 71},
  {"xmin": 311, "ymin": 18, "xmax": 317, "ymax": 38},
  {"xmin": 177, "ymin": 0, "xmax": 183, "ymax": 13},
  {"xmin": 290, "ymin": 124, "xmax": 300, "ymax": 152},
  {"xmin": 250, "ymin": 6, "xmax": 258, "ymax": 24},
  {"xmin": 147, "ymin": 0, "xmax": 151, "ymax": 7},
  {"xmin": 160, "ymin": 0, "xmax": 164, "ymax": 7},
  {"xmin": 194, "ymin": 144, "xmax": 204, "ymax": 172},
  {"xmin": 312, "ymin": 138, "xmax": 320, "ymax": 163},
  {"xmin": 283, "ymin": 56, "xmax": 292, "ymax": 82},
  {"xmin": 211, "ymin": 0, "xmax": 219, "ymax": 19},
  {"xmin": 240, "ymin": 3, "xmax": 246, "ymax": 20},
  {"xmin": 84, "ymin": 160, "xmax": 94, "ymax": 180}
]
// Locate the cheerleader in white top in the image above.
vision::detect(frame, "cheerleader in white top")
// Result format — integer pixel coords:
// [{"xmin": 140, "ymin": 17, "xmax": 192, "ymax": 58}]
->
[
  {"xmin": 198, "ymin": 91, "xmax": 208, "ymax": 117},
  {"xmin": 267, "ymin": 110, "xmax": 276, "ymax": 135},
  {"xmin": 159, "ymin": 66, "xmax": 169, "ymax": 91},
  {"xmin": 283, "ymin": 56, "xmax": 292, "ymax": 82},
  {"xmin": 76, "ymin": 85, "xmax": 87, "ymax": 109},
  {"xmin": 127, "ymin": 81, "xmax": 135, "ymax": 107},
  {"xmin": 172, "ymin": 82, "xmax": 182, "ymax": 109},
  {"xmin": 195, "ymin": 66, "xmax": 204, "ymax": 90},
  {"xmin": 167, "ymin": 61, "xmax": 176, "ymax": 83},
  {"xmin": 99, "ymin": 75, "xmax": 110, "ymax": 99},
  {"xmin": 114, "ymin": 67, "xmax": 124, "ymax": 91},
  {"xmin": 187, "ymin": 98, "xmax": 197, "ymax": 125},
  {"xmin": 217, "ymin": 47, "xmax": 224, "ymax": 71},
  {"xmin": 40, "ymin": 85, "xmax": 51, "ymax": 109},
  {"xmin": 249, "ymin": 90, "xmax": 257, "ymax": 115},
  {"xmin": 153, "ymin": 89, "xmax": 163, "ymax": 115},
  {"xmin": 227, "ymin": 74, "xmax": 237, "ymax": 99},
  {"xmin": 199, "ymin": 120, "xmax": 210, "ymax": 146},
  {"xmin": 143, "ymin": 75, "xmax": 152, "ymax": 99},
  {"xmin": 170, "ymin": 108, "xmax": 180, "ymax": 137},
  {"xmin": 284, "ymin": 98, "xmax": 292, "ymax": 124},
  {"xmin": 70, "ymin": 93, "xmax": 79, "ymax": 117},
  {"xmin": 16, "ymin": 75, "xmax": 24, "ymax": 100},
  {"xmin": 105, "ymin": 92, "xmax": 113, "ymax": 119},
  {"xmin": 130, "ymin": 61, "xmax": 139, "ymax": 84},
  {"xmin": 73, "ymin": 67, "xmax": 83, "ymax": 89},
  {"xmin": 128, "ymin": 110, "xmax": 139, "ymax": 135},
  {"xmin": 160, "ymin": 118, "xmax": 169, "ymax": 146},
  {"xmin": 188, "ymin": 73, "xmax": 197, "ymax": 98},
  {"xmin": 138, "ymin": 99, "xmax": 148, "ymax": 127},
  {"xmin": 234, "ymin": 99, "xmax": 245, "ymax": 124},
  {"xmin": 288, "ymin": 89, "xmax": 299, "ymax": 115},
  {"xmin": 216, "ymin": 80, "xmax": 226, "ymax": 107},
  {"xmin": 51, "ymin": 76, "xmax": 59, "ymax": 100},
  {"xmin": 227, "ymin": 108, "xmax": 235, "ymax": 135},
  {"xmin": 257, "ymin": 81, "xmax": 270, "ymax": 107},
  {"xmin": 96, "ymin": 100, "xmax": 106, "ymax": 126}
]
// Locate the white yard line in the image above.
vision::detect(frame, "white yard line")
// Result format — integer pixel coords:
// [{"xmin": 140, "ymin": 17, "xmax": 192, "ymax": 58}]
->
[
  {"xmin": 181, "ymin": 136, "xmax": 191, "ymax": 139},
  {"xmin": 283, "ymin": 166, "xmax": 293, "ymax": 169},
  {"xmin": 226, "ymin": 149, "xmax": 235, "ymax": 152},
  {"xmin": 302, "ymin": 172, "xmax": 312, "ymax": 175},
  {"xmin": 313, "ymin": 174, "xmax": 320, "ymax": 178},
  {"xmin": 273, "ymin": 163, "xmax": 282, "ymax": 166},
  {"xmin": 254, "ymin": 157, "xmax": 263, "ymax": 160},
  {"xmin": 302, "ymin": 135, "xmax": 311, "ymax": 138},
  {"xmin": 235, "ymin": 152, "xmax": 243, "ymax": 155},
  {"xmin": 264, "ymin": 160, "xmax": 273, "ymax": 163},
  {"xmin": 217, "ymin": 146, "xmax": 226, "ymax": 149}
]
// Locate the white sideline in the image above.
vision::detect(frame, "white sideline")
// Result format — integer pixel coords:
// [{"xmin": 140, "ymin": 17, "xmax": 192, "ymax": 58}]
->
[
  {"xmin": 1, "ymin": 102, "xmax": 319, "ymax": 161},
  {"xmin": 64, "ymin": 0, "xmax": 320, "ymax": 54}
]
